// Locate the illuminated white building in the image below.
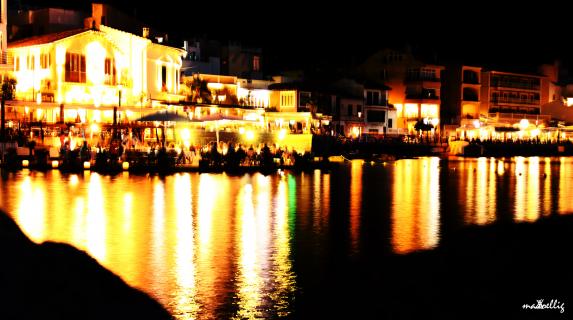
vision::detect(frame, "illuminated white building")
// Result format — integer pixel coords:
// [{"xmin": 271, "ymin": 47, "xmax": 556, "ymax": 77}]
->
[
  {"xmin": 7, "ymin": 24, "xmax": 185, "ymax": 124},
  {"xmin": 0, "ymin": 0, "xmax": 9, "ymax": 74}
]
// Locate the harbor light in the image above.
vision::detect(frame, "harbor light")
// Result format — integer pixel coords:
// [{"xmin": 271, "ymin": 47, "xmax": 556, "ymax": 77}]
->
[
  {"xmin": 51, "ymin": 160, "xmax": 59, "ymax": 168},
  {"xmin": 22, "ymin": 160, "xmax": 29, "ymax": 168},
  {"xmin": 83, "ymin": 161, "xmax": 91, "ymax": 170},
  {"xmin": 122, "ymin": 161, "xmax": 130, "ymax": 170}
]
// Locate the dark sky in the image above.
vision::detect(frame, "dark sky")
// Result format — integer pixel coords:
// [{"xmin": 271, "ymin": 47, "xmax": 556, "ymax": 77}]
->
[{"xmin": 10, "ymin": 0, "xmax": 573, "ymax": 76}]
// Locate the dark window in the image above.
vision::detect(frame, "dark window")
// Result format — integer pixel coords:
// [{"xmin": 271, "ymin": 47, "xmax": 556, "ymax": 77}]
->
[
  {"xmin": 367, "ymin": 110, "xmax": 386, "ymax": 122},
  {"xmin": 161, "ymin": 66, "xmax": 167, "ymax": 91},
  {"xmin": 388, "ymin": 118, "xmax": 393, "ymax": 128},
  {"xmin": 366, "ymin": 91, "xmax": 380, "ymax": 105},
  {"xmin": 40, "ymin": 53, "xmax": 50, "ymax": 69},
  {"xmin": 357, "ymin": 105, "xmax": 362, "ymax": 113},
  {"xmin": 65, "ymin": 52, "xmax": 86, "ymax": 83},
  {"xmin": 347, "ymin": 104, "xmax": 353, "ymax": 116},
  {"xmin": 104, "ymin": 58, "xmax": 116, "ymax": 85}
]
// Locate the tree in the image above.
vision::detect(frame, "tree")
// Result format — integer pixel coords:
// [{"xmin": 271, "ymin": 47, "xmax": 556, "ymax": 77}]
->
[
  {"xmin": 414, "ymin": 119, "xmax": 434, "ymax": 143},
  {"xmin": 1, "ymin": 77, "xmax": 17, "ymax": 142},
  {"xmin": 185, "ymin": 75, "xmax": 212, "ymax": 104}
]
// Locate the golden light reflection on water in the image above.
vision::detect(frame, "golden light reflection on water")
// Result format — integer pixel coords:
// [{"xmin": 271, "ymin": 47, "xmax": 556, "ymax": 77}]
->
[
  {"xmin": 391, "ymin": 158, "xmax": 440, "ymax": 254},
  {"xmin": 558, "ymin": 157, "xmax": 573, "ymax": 214},
  {"xmin": 5, "ymin": 157, "xmax": 573, "ymax": 318},
  {"xmin": 349, "ymin": 160, "xmax": 363, "ymax": 251},
  {"xmin": 464, "ymin": 158, "xmax": 496, "ymax": 225}
]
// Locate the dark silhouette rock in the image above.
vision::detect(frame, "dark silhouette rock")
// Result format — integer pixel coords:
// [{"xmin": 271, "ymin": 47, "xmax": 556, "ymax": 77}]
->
[{"xmin": 0, "ymin": 210, "xmax": 173, "ymax": 320}]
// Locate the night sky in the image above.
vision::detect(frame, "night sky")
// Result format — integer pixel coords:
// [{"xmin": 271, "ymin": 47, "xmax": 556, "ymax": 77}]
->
[{"xmin": 10, "ymin": 0, "xmax": 573, "ymax": 78}]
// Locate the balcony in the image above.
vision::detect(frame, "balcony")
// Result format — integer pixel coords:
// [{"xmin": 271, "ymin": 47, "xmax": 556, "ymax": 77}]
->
[
  {"xmin": 406, "ymin": 75, "xmax": 440, "ymax": 83},
  {"xmin": 491, "ymin": 98, "xmax": 540, "ymax": 106},
  {"xmin": 488, "ymin": 107, "xmax": 540, "ymax": 115}
]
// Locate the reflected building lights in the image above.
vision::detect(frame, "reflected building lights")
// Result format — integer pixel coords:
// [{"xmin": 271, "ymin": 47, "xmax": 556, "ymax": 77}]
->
[
  {"xmin": 526, "ymin": 157, "xmax": 540, "ymax": 222},
  {"xmin": 237, "ymin": 182, "xmax": 262, "ymax": 319},
  {"xmin": 173, "ymin": 174, "xmax": 197, "ymax": 318},
  {"xmin": 349, "ymin": 160, "xmax": 363, "ymax": 252},
  {"xmin": 17, "ymin": 176, "xmax": 46, "ymax": 242},
  {"xmin": 514, "ymin": 157, "xmax": 526, "ymax": 221},
  {"xmin": 392, "ymin": 158, "xmax": 440, "ymax": 254},
  {"xmin": 86, "ymin": 173, "xmax": 107, "ymax": 265}
]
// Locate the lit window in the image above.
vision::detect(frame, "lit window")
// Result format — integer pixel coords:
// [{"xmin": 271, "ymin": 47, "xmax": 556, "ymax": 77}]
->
[{"xmin": 65, "ymin": 52, "xmax": 86, "ymax": 83}]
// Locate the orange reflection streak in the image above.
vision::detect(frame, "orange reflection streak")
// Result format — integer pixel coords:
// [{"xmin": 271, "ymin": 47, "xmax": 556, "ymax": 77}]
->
[
  {"xmin": 150, "ymin": 177, "xmax": 167, "ymax": 298},
  {"xmin": 194, "ymin": 174, "xmax": 219, "ymax": 320},
  {"xmin": 487, "ymin": 158, "xmax": 497, "ymax": 223},
  {"xmin": 543, "ymin": 158, "xmax": 551, "ymax": 215},
  {"xmin": 255, "ymin": 174, "xmax": 271, "ymax": 264},
  {"xmin": 525, "ymin": 157, "xmax": 540, "ymax": 222},
  {"xmin": 86, "ymin": 173, "xmax": 106, "ymax": 264},
  {"xmin": 313, "ymin": 169, "xmax": 322, "ymax": 231},
  {"xmin": 465, "ymin": 161, "xmax": 475, "ymax": 224},
  {"xmin": 514, "ymin": 157, "xmax": 526, "ymax": 221},
  {"xmin": 349, "ymin": 160, "xmax": 363, "ymax": 252},
  {"xmin": 16, "ymin": 176, "xmax": 46, "ymax": 242},
  {"xmin": 271, "ymin": 178, "xmax": 295, "ymax": 317},
  {"xmin": 236, "ymin": 182, "xmax": 263, "ymax": 319},
  {"xmin": 391, "ymin": 158, "xmax": 440, "ymax": 254},
  {"xmin": 558, "ymin": 157, "xmax": 573, "ymax": 214},
  {"xmin": 476, "ymin": 158, "xmax": 488, "ymax": 224},
  {"xmin": 321, "ymin": 173, "xmax": 330, "ymax": 227},
  {"xmin": 173, "ymin": 174, "xmax": 197, "ymax": 319}
]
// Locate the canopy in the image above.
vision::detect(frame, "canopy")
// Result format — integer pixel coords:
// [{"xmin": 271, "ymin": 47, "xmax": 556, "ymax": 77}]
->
[
  {"xmin": 190, "ymin": 113, "xmax": 258, "ymax": 144},
  {"xmin": 136, "ymin": 111, "xmax": 191, "ymax": 122}
]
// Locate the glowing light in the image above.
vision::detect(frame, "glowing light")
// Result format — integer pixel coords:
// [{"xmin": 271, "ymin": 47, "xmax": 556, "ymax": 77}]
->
[
  {"xmin": 519, "ymin": 119, "xmax": 529, "ymax": 131},
  {"xmin": 84, "ymin": 161, "xmax": 91, "ymax": 169},
  {"xmin": 395, "ymin": 104, "xmax": 403, "ymax": 117},
  {"xmin": 420, "ymin": 104, "xmax": 438, "ymax": 118},
  {"xmin": 52, "ymin": 160, "xmax": 59, "ymax": 168},
  {"xmin": 246, "ymin": 130, "xmax": 255, "ymax": 141},
  {"xmin": 278, "ymin": 129, "xmax": 287, "ymax": 141},
  {"xmin": 404, "ymin": 103, "xmax": 419, "ymax": 118},
  {"xmin": 122, "ymin": 162, "xmax": 130, "ymax": 170},
  {"xmin": 22, "ymin": 160, "xmax": 29, "ymax": 167},
  {"xmin": 352, "ymin": 126, "xmax": 360, "ymax": 138},
  {"xmin": 239, "ymin": 127, "xmax": 245, "ymax": 134}
]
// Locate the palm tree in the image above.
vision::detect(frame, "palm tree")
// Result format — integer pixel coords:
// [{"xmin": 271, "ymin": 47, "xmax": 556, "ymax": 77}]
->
[{"xmin": 1, "ymin": 77, "xmax": 17, "ymax": 142}]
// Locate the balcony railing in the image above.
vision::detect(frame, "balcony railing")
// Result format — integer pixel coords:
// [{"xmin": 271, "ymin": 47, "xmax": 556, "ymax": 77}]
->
[
  {"xmin": 406, "ymin": 75, "xmax": 440, "ymax": 82},
  {"xmin": 490, "ymin": 81, "xmax": 540, "ymax": 91},
  {"xmin": 491, "ymin": 98, "xmax": 540, "ymax": 105}
]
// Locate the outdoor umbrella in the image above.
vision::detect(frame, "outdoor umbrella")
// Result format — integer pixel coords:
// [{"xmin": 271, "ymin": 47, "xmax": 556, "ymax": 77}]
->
[
  {"xmin": 136, "ymin": 111, "xmax": 191, "ymax": 146},
  {"xmin": 190, "ymin": 113, "xmax": 257, "ymax": 144}
]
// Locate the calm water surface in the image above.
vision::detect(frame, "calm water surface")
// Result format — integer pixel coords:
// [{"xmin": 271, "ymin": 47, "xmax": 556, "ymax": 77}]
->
[{"xmin": 0, "ymin": 156, "xmax": 571, "ymax": 319}]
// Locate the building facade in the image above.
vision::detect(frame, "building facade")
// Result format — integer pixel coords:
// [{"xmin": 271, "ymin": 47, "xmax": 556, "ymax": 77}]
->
[
  {"xmin": 480, "ymin": 70, "xmax": 550, "ymax": 126},
  {"xmin": 353, "ymin": 48, "xmax": 442, "ymax": 134},
  {"xmin": 7, "ymin": 24, "xmax": 184, "ymax": 124}
]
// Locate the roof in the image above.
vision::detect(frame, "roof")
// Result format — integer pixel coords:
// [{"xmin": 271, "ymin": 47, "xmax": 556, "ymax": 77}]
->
[{"xmin": 8, "ymin": 28, "xmax": 92, "ymax": 49}]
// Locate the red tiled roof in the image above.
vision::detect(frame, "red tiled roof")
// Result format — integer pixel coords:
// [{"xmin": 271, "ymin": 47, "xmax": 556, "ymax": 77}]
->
[{"xmin": 8, "ymin": 28, "xmax": 92, "ymax": 49}]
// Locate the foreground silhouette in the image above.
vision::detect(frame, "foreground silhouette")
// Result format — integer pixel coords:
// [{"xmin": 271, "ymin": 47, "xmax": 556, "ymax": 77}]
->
[{"xmin": 0, "ymin": 211, "xmax": 172, "ymax": 320}]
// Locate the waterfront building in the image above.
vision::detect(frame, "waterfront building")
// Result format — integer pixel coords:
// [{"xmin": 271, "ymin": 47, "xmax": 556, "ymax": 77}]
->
[
  {"xmin": 352, "ymin": 48, "xmax": 443, "ymax": 134},
  {"xmin": 0, "ymin": 0, "xmax": 9, "ymax": 76},
  {"xmin": 480, "ymin": 70, "xmax": 551, "ymax": 127},
  {"xmin": 6, "ymin": 24, "xmax": 184, "ymax": 127}
]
